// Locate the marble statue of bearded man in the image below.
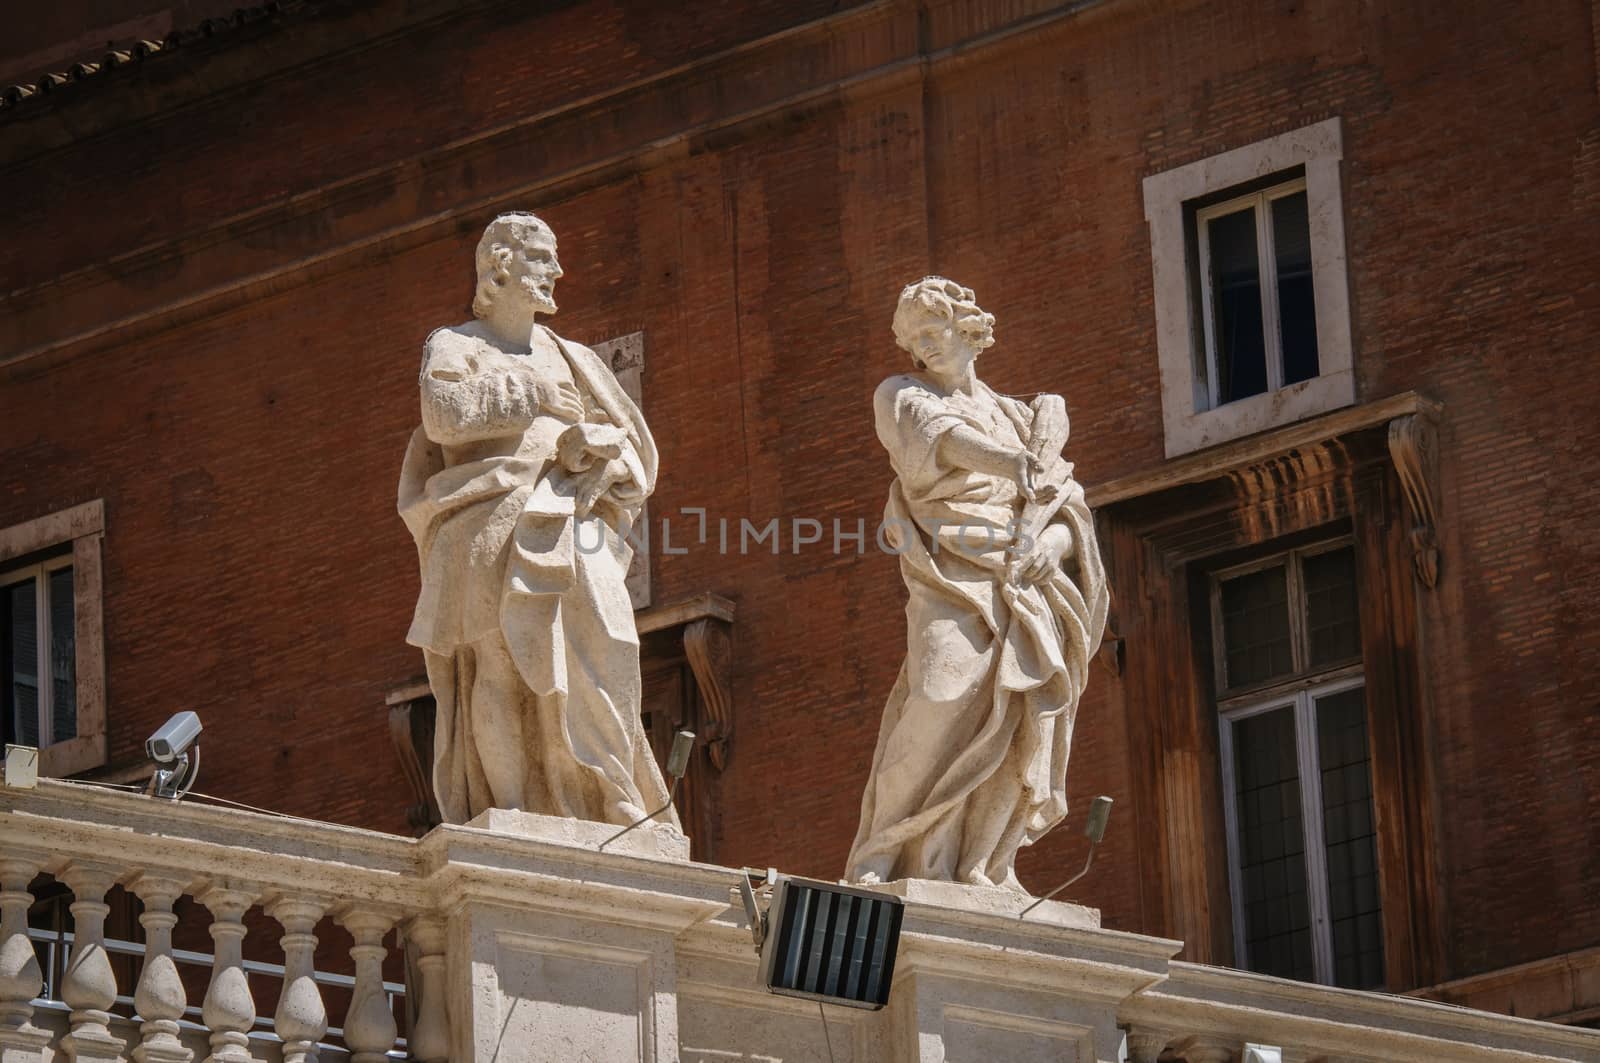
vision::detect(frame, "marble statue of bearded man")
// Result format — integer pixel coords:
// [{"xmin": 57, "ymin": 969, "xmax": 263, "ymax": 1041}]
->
[
  {"xmin": 847, "ymin": 277, "xmax": 1109, "ymax": 891},
  {"xmin": 398, "ymin": 212, "xmax": 676, "ymax": 828}
]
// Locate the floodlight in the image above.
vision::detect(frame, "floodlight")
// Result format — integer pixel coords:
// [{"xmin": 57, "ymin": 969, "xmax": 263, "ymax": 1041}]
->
[
  {"xmin": 601, "ymin": 730, "xmax": 695, "ymax": 849},
  {"xmin": 1020, "ymin": 794, "xmax": 1113, "ymax": 919},
  {"xmin": 740, "ymin": 869, "xmax": 904, "ymax": 1011}
]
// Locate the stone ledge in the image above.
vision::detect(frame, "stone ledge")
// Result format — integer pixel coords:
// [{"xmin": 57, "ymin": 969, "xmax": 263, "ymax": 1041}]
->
[
  {"xmin": 869, "ymin": 876, "xmax": 1100, "ymax": 929},
  {"xmin": 465, "ymin": 806, "xmax": 690, "ymax": 862}
]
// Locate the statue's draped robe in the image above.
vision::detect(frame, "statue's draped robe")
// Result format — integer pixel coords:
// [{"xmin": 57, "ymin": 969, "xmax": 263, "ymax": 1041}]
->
[
  {"xmin": 398, "ymin": 323, "xmax": 676, "ymax": 826},
  {"xmin": 846, "ymin": 375, "xmax": 1109, "ymax": 888}
]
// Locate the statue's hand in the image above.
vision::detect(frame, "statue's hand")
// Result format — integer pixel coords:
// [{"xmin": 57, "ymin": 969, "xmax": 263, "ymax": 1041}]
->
[
  {"xmin": 528, "ymin": 377, "xmax": 584, "ymax": 422},
  {"xmin": 557, "ymin": 423, "xmax": 629, "ymax": 472},
  {"xmin": 1008, "ymin": 448, "xmax": 1042, "ymax": 503},
  {"xmin": 1010, "ymin": 523, "xmax": 1074, "ymax": 587}
]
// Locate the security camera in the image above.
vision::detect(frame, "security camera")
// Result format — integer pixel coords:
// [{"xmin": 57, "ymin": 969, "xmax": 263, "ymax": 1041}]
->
[
  {"xmin": 146, "ymin": 711, "xmax": 202, "ymax": 765},
  {"xmin": 145, "ymin": 712, "xmax": 202, "ymax": 801}
]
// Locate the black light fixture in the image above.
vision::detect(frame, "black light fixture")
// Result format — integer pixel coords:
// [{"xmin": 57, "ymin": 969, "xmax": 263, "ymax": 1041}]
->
[
  {"xmin": 1020, "ymin": 794, "xmax": 1113, "ymax": 919},
  {"xmin": 601, "ymin": 729, "xmax": 695, "ymax": 849},
  {"xmin": 740, "ymin": 870, "xmax": 904, "ymax": 1011}
]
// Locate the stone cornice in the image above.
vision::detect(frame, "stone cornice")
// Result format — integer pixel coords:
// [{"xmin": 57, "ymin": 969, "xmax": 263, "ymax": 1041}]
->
[
  {"xmin": 1120, "ymin": 961, "xmax": 1600, "ymax": 1063},
  {"xmin": 0, "ymin": 779, "xmax": 422, "ymax": 904},
  {"xmin": 1086, "ymin": 391, "xmax": 1442, "ymax": 509}
]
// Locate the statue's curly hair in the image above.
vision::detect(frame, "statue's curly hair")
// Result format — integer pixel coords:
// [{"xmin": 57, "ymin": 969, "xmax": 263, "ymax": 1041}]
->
[
  {"xmin": 471, "ymin": 212, "xmax": 556, "ymax": 319},
  {"xmin": 891, "ymin": 277, "xmax": 996, "ymax": 369}
]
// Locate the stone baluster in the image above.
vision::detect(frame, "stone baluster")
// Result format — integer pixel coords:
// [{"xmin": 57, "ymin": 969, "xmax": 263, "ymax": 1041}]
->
[
  {"xmin": 337, "ymin": 907, "xmax": 397, "ymax": 1063},
  {"xmin": 0, "ymin": 852, "xmax": 51, "ymax": 1062},
  {"xmin": 1125, "ymin": 1027, "xmax": 1175, "ymax": 1063},
  {"xmin": 404, "ymin": 916, "xmax": 449, "ymax": 1063},
  {"xmin": 197, "ymin": 885, "xmax": 256, "ymax": 1063},
  {"xmin": 58, "ymin": 861, "xmax": 125, "ymax": 1062},
  {"xmin": 265, "ymin": 895, "xmax": 329, "ymax": 1063},
  {"xmin": 1176, "ymin": 1035, "xmax": 1239, "ymax": 1063},
  {"xmin": 127, "ymin": 872, "xmax": 194, "ymax": 1063}
]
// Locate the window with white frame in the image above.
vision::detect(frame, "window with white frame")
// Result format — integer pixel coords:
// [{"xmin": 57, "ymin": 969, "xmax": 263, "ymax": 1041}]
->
[
  {"xmin": 2, "ymin": 552, "xmax": 76, "ymax": 750},
  {"xmin": 0, "ymin": 501, "xmax": 106, "ymax": 776},
  {"xmin": 1211, "ymin": 540, "xmax": 1384, "ymax": 990},
  {"xmin": 1143, "ymin": 118, "xmax": 1354, "ymax": 457}
]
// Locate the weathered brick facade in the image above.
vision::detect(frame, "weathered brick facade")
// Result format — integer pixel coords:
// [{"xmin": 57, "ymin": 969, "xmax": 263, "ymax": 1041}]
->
[{"xmin": 3, "ymin": 0, "xmax": 1598, "ymax": 1013}]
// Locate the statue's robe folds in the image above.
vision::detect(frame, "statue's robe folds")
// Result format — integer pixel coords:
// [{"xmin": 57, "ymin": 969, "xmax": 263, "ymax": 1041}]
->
[
  {"xmin": 846, "ymin": 375, "xmax": 1109, "ymax": 889},
  {"xmin": 398, "ymin": 323, "xmax": 676, "ymax": 827}
]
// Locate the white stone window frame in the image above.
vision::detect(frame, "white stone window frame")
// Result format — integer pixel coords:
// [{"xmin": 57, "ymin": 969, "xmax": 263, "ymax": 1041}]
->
[
  {"xmin": 0, "ymin": 500, "xmax": 106, "ymax": 776},
  {"xmin": 1143, "ymin": 118, "xmax": 1355, "ymax": 458}
]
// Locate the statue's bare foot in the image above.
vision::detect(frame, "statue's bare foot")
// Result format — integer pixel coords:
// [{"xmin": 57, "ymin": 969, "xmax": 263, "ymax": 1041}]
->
[
  {"xmin": 856, "ymin": 871, "xmax": 883, "ymax": 885},
  {"xmin": 611, "ymin": 800, "xmax": 648, "ymax": 824},
  {"xmin": 997, "ymin": 870, "xmax": 1029, "ymax": 895}
]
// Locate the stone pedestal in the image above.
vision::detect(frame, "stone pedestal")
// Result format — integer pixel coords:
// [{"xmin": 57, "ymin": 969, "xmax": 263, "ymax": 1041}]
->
[
  {"xmin": 463, "ymin": 808, "xmax": 691, "ymax": 862},
  {"xmin": 877, "ymin": 888, "xmax": 1172, "ymax": 1063},
  {"xmin": 870, "ymin": 878, "xmax": 1101, "ymax": 929},
  {"xmin": 429, "ymin": 809, "xmax": 717, "ymax": 1063}
]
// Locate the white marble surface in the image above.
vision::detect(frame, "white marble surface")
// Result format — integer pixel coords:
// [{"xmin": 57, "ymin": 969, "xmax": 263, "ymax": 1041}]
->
[
  {"xmin": 398, "ymin": 212, "xmax": 674, "ymax": 829},
  {"xmin": 869, "ymin": 877, "xmax": 1099, "ymax": 928},
  {"xmin": 4, "ymin": 780, "xmax": 1598, "ymax": 1063},
  {"xmin": 848, "ymin": 278, "xmax": 1110, "ymax": 895}
]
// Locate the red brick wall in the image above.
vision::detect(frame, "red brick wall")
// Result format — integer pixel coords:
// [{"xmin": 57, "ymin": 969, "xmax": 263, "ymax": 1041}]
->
[{"xmin": 3, "ymin": 0, "xmax": 1597, "ymax": 986}]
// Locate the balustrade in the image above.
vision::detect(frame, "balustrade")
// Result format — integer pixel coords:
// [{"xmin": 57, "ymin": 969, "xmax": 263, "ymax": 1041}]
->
[
  {"xmin": 127, "ymin": 871, "xmax": 192, "ymax": 1063},
  {"xmin": 265, "ymin": 894, "xmax": 329, "ymax": 1063},
  {"xmin": 197, "ymin": 885, "xmax": 255, "ymax": 1063},
  {"xmin": 1, "ymin": 776, "xmax": 1595, "ymax": 1063},
  {"xmin": 58, "ymin": 861, "xmax": 124, "ymax": 1062},
  {"xmin": 0, "ymin": 851, "xmax": 50, "ymax": 1062},
  {"xmin": 337, "ymin": 907, "xmax": 399, "ymax": 1063},
  {"xmin": 405, "ymin": 915, "xmax": 449, "ymax": 1063}
]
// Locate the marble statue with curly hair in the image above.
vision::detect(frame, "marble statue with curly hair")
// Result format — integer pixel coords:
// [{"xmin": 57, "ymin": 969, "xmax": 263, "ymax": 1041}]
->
[{"xmin": 847, "ymin": 277, "xmax": 1109, "ymax": 891}]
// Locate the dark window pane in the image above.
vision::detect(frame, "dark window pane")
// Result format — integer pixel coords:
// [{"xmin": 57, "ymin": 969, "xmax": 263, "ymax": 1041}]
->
[
  {"xmin": 7, "ymin": 579, "xmax": 39, "ymax": 748},
  {"xmin": 1219, "ymin": 564, "xmax": 1294, "ymax": 688},
  {"xmin": 1303, "ymin": 547, "xmax": 1361, "ymax": 667},
  {"xmin": 1316, "ymin": 686, "xmax": 1384, "ymax": 990},
  {"xmin": 1207, "ymin": 207, "xmax": 1268, "ymax": 404},
  {"xmin": 1272, "ymin": 191, "xmax": 1319, "ymax": 385},
  {"xmin": 1232, "ymin": 706, "xmax": 1314, "ymax": 982},
  {"xmin": 49, "ymin": 567, "xmax": 76, "ymax": 746}
]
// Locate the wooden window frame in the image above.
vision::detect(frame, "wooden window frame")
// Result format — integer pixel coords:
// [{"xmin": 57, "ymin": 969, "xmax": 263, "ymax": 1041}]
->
[
  {"xmin": 1209, "ymin": 538, "xmax": 1360, "ymax": 700},
  {"xmin": 0, "ymin": 500, "xmax": 106, "ymax": 777},
  {"xmin": 1092, "ymin": 398, "xmax": 1445, "ymax": 991},
  {"xmin": 1195, "ymin": 176, "xmax": 1312, "ymax": 409}
]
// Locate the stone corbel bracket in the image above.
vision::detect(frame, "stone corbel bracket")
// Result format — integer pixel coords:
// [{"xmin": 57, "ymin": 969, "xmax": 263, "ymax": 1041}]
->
[
  {"xmin": 682, "ymin": 617, "xmax": 734, "ymax": 771},
  {"xmin": 1386, "ymin": 411, "xmax": 1441, "ymax": 589},
  {"xmin": 385, "ymin": 680, "xmax": 441, "ymax": 837},
  {"xmin": 637, "ymin": 591, "xmax": 736, "ymax": 772}
]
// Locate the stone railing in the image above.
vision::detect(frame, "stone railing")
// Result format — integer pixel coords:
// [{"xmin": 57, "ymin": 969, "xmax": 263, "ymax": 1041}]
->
[
  {"xmin": 3, "ymin": 777, "xmax": 1598, "ymax": 1063},
  {"xmin": 0, "ymin": 779, "xmax": 431, "ymax": 1063},
  {"xmin": 23, "ymin": 921, "xmax": 407, "ymax": 1060}
]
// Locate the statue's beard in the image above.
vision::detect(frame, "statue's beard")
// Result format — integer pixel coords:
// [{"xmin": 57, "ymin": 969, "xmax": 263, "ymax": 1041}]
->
[{"xmin": 519, "ymin": 274, "xmax": 557, "ymax": 315}]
